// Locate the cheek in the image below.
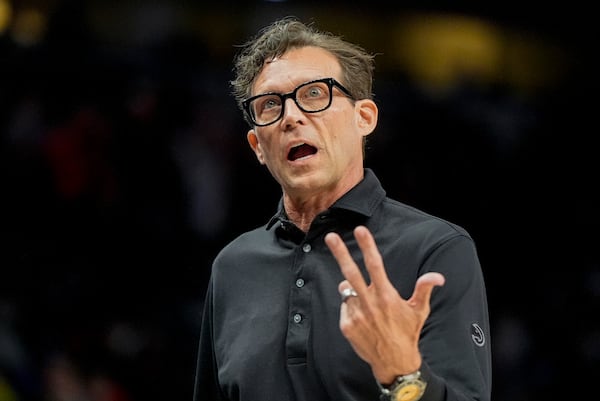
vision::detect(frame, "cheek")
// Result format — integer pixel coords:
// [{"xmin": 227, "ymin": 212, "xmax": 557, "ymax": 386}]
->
[
  {"xmin": 257, "ymin": 136, "xmax": 280, "ymax": 162},
  {"xmin": 330, "ymin": 116, "xmax": 362, "ymax": 149}
]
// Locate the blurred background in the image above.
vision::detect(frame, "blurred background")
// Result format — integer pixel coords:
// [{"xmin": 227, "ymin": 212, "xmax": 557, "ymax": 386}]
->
[{"xmin": 0, "ymin": 0, "xmax": 597, "ymax": 400}]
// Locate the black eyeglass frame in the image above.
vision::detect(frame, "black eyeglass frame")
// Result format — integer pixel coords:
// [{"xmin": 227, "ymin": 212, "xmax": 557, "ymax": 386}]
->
[{"xmin": 242, "ymin": 77, "xmax": 354, "ymax": 127}]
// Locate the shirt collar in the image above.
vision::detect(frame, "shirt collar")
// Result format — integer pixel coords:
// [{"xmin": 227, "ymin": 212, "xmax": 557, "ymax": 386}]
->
[{"xmin": 266, "ymin": 168, "xmax": 386, "ymax": 230}]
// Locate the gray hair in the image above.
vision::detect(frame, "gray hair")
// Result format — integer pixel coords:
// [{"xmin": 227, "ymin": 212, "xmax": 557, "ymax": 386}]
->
[{"xmin": 231, "ymin": 17, "xmax": 376, "ymax": 124}]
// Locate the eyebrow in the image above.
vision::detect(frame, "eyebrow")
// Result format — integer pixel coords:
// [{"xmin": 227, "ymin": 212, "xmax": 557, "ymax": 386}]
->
[{"xmin": 254, "ymin": 77, "xmax": 329, "ymax": 96}]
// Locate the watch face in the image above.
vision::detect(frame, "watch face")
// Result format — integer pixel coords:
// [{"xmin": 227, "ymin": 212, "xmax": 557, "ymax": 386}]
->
[{"xmin": 393, "ymin": 380, "xmax": 426, "ymax": 401}]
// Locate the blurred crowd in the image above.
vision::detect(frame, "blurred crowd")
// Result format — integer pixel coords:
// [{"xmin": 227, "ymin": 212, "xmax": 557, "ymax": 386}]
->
[{"xmin": 1, "ymin": 1, "xmax": 597, "ymax": 401}]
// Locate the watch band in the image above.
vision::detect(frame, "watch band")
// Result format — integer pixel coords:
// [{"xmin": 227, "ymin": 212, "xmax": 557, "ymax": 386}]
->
[{"xmin": 378, "ymin": 370, "xmax": 427, "ymax": 401}]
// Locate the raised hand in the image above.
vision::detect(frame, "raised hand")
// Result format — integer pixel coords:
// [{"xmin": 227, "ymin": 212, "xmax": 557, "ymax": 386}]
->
[{"xmin": 324, "ymin": 225, "xmax": 445, "ymax": 384}]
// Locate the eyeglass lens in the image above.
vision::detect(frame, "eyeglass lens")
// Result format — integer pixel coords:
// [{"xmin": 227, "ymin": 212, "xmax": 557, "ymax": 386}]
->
[{"xmin": 249, "ymin": 80, "xmax": 333, "ymax": 126}]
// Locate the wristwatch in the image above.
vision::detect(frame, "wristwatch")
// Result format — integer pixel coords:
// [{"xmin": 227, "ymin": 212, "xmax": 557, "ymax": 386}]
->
[{"xmin": 378, "ymin": 370, "xmax": 427, "ymax": 401}]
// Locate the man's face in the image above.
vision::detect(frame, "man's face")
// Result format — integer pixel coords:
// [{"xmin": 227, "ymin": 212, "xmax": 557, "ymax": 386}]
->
[{"xmin": 246, "ymin": 46, "xmax": 377, "ymax": 201}]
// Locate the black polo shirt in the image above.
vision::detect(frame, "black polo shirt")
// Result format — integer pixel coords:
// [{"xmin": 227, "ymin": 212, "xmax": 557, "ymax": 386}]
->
[{"xmin": 193, "ymin": 168, "xmax": 491, "ymax": 401}]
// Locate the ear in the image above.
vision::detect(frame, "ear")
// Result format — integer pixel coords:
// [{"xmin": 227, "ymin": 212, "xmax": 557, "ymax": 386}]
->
[
  {"xmin": 356, "ymin": 99, "xmax": 378, "ymax": 137},
  {"xmin": 247, "ymin": 129, "xmax": 266, "ymax": 165}
]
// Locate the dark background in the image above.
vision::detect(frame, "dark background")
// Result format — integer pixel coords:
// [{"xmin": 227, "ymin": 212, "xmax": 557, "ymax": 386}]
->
[{"xmin": 1, "ymin": 1, "xmax": 597, "ymax": 401}]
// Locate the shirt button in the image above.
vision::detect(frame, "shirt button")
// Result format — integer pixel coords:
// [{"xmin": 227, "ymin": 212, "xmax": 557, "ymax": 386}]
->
[
  {"xmin": 293, "ymin": 313, "xmax": 302, "ymax": 323},
  {"xmin": 302, "ymin": 243, "xmax": 311, "ymax": 253},
  {"xmin": 295, "ymin": 278, "xmax": 305, "ymax": 288}
]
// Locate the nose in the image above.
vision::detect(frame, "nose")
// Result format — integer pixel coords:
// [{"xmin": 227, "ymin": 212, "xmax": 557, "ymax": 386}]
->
[{"xmin": 280, "ymin": 97, "xmax": 305, "ymax": 126}]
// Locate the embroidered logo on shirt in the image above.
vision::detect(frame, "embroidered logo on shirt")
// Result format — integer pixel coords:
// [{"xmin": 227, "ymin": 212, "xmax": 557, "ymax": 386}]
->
[{"xmin": 471, "ymin": 323, "xmax": 485, "ymax": 347}]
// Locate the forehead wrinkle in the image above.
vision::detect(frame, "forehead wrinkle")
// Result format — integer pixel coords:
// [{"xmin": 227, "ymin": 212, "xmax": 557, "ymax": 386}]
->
[{"xmin": 253, "ymin": 47, "xmax": 341, "ymax": 94}]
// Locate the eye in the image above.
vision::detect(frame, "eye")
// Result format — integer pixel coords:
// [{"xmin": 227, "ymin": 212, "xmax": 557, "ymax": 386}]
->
[
  {"xmin": 307, "ymin": 86, "xmax": 324, "ymax": 97},
  {"xmin": 264, "ymin": 98, "xmax": 280, "ymax": 110},
  {"xmin": 304, "ymin": 84, "xmax": 325, "ymax": 98},
  {"xmin": 255, "ymin": 95, "xmax": 281, "ymax": 112}
]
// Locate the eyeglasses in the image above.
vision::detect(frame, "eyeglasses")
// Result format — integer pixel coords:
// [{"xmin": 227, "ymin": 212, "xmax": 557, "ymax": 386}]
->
[{"xmin": 242, "ymin": 78, "xmax": 354, "ymax": 127}]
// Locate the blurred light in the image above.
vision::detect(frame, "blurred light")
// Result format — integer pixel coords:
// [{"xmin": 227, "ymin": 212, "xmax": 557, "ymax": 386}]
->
[
  {"xmin": 0, "ymin": 375, "xmax": 18, "ymax": 401},
  {"xmin": 390, "ymin": 12, "xmax": 568, "ymax": 95},
  {"xmin": 11, "ymin": 7, "xmax": 46, "ymax": 47},
  {"xmin": 392, "ymin": 13, "xmax": 503, "ymax": 93},
  {"xmin": 0, "ymin": 0, "xmax": 12, "ymax": 34}
]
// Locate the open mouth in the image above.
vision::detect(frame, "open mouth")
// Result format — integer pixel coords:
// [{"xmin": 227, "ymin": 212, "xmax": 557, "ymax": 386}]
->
[{"xmin": 288, "ymin": 143, "xmax": 317, "ymax": 161}]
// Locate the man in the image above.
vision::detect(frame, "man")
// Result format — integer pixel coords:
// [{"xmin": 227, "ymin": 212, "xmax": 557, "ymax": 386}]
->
[{"xmin": 193, "ymin": 17, "xmax": 491, "ymax": 401}]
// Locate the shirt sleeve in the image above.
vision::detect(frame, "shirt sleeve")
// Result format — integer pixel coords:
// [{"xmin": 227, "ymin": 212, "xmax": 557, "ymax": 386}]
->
[
  {"xmin": 418, "ymin": 234, "xmax": 492, "ymax": 401},
  {"xmin": 193, "ymin": 278, "xmax": 224, "ymax": 401}
]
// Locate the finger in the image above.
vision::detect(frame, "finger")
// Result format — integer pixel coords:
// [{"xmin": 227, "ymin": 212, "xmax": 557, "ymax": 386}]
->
[
  {"xmin": 408, "ymin": 272, "xmax": 445, "ymax": 311},
  {"xmin": 325, "ymin": 232, "xmax": 368, "ymax": 293},
  {"xmin": 338, "ymin": 280, "xmax": 352, "ymax": 293},
  {"xmin": 353, "ymin": 226, "xmax": 390, "ymax": 289},
  {"xmin": 340, "ymin": 287, "xmax": 359, "ymax": 303}
]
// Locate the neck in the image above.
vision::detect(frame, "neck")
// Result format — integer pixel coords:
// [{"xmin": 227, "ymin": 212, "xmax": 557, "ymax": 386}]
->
[
  {"xmin": 283, "ymin": 194, "xmax": 334, "ymax": 232},
  {"xmin": 282, "ymin": 169, "xmax": 364, "ymax": 232}
]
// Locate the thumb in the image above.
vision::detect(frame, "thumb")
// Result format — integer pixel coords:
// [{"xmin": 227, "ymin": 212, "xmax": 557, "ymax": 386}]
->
[{"xmin": 407, "ymin": 272, "xmax": 445, "ymax": 311}]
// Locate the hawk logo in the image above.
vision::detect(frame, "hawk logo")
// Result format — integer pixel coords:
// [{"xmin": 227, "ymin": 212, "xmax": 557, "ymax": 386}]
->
[{"xmin": 471, "ymin": 323, "xmax": 485, "ymax": 347}]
